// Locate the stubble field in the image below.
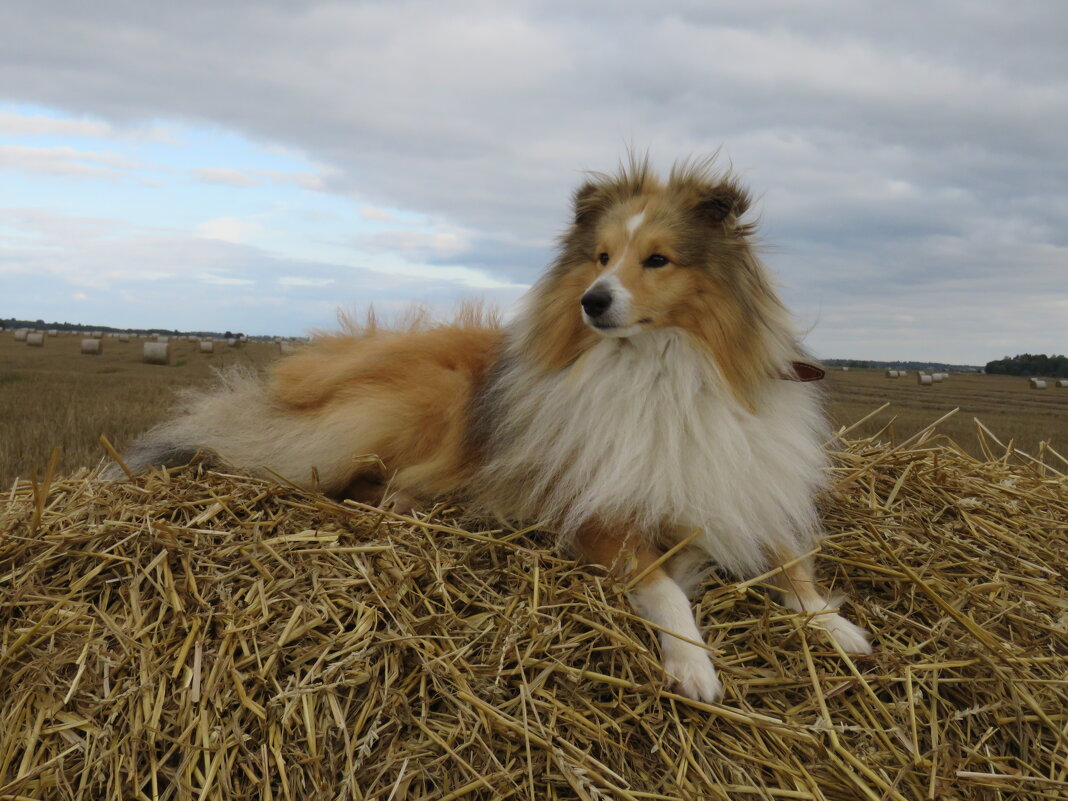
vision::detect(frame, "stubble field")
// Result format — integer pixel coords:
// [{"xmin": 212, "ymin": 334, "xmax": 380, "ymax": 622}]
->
[{"xmin": 1, "ymin": 332, "xmax": 1065, "ymax": 488}]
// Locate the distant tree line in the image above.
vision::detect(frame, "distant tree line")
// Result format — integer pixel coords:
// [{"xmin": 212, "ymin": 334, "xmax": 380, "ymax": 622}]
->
[
  {"xmin": 985, "ymin": 354, "xmax": 1068, "ymax": 377},
  {"xmin": 823, "ymin": 358, "xmax": 980, "ymax": 371}
]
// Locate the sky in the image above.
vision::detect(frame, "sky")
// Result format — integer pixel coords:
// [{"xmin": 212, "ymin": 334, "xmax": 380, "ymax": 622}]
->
[{"xmin": 1, "ymin": 1, "xmax": 1065, "ymax": 364}]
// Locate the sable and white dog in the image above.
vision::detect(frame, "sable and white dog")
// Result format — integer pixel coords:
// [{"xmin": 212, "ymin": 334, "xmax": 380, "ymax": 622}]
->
[{"xmin": 114, "ymin": 158, "xmax": 871, "ymax": 701}]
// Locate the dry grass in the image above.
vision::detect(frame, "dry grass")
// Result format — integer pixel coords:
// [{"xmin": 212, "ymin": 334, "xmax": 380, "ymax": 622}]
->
[
  {"xmin": 0, "ymin": 335, "xmax": 279, "ymax": 489},
  {"xmin": 1, "ymin": 416, "xmax": 1066, "ymax": 800},
  {"xmin": 824, "ymin": 369, "xmax": 1066, "ymax": 461},
  {"xmin": 3, "ymin": 335, "xmax": 1065, "ymax": 488}
]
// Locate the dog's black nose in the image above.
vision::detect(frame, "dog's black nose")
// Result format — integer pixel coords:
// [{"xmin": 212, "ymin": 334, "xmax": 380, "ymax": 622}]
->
[{"xmin": 581, "ymin": 289, "xmax": 613, "ymax": 318}]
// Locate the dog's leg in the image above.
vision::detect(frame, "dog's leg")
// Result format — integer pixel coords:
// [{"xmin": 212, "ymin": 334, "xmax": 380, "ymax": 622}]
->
[
  {"xmin": 574, "ymin": 524, "xmax": 722, "ymax": 702},
  {"xmin": 767, "ymin": 547, "xmax": 872, "ymax": 654}
]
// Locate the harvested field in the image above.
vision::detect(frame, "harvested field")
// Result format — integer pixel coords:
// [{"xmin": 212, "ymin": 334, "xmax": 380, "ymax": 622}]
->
[
  {"xmin": 824, "ymin": 369, "xmax": 1066, "ymax": 461},
  {"xmin": 0, "ymin": 335, "xmax": 279, "ymax": 489},
  {"xmin": 3, "ymin": 334, "xmax": 1065, "ymax": 487},
  {"xmin": 1, "ymin": 419, "xmax": 1066, "ymax": 800}
]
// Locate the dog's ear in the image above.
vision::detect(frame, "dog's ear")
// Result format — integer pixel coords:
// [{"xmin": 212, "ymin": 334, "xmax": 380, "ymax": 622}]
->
[
  {"xmin": 573, "ymin": 181, "xmax": 607, "ymax": 225},
  {"xmin": 696, "ymin": 181, "xmax": 750, "ymax": 225}
]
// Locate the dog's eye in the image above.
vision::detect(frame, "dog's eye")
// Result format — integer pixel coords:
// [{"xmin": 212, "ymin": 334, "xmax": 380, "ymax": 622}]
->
[
  {"xmin": 597, "ymin": 252, "xmax": 609, "ymax": 266},
  {"xmin": 643, "ymin": 254, "xmax": 669, "ymax": 268}
]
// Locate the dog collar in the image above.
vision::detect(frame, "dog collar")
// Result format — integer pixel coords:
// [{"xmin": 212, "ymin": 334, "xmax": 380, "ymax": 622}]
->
[{"xmin": 784, "ymin": 361, "xmax": 825, "ymax": 382}]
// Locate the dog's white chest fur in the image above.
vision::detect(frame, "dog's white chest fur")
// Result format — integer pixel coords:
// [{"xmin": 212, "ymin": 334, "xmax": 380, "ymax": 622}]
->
[{"xmin": 483, "ymin": 329, "xmax": 828, "ymax": 576}]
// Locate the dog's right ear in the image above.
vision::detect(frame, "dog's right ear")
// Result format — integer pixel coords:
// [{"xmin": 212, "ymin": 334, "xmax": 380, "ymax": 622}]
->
[{"xmin": 573, "ymin": 182, "xmax": 606, "ymax": 225}]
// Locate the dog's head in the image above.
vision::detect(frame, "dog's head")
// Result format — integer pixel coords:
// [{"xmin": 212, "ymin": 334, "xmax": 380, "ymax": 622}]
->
[{"xmin": 520, "ymin": 156, "xmax": 798, "ymax": 407}]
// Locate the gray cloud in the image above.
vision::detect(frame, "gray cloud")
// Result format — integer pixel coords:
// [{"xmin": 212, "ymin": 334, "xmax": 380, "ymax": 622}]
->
[{"xmin": 1, "ymin": 0, "xmax": 1066, "ymax": 362}]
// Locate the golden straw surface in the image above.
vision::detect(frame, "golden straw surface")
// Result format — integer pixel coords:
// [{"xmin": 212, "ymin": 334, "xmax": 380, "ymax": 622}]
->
[{"xmin": 1, "ymin": 418, "xmax": 1066, "ymax": 800}]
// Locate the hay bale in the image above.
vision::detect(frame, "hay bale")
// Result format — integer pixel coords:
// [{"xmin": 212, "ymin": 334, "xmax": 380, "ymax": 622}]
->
[
  {"xmin": 840, "ymin": 366, "xmax": 850, "ymax": 371},
  {"xmin": 885, "ymin": 369, "xmax": 899, "ymax": 378},
  {"xmin": 226, "ymin": 337, "xmax": 238, "ymax": 347},
  {"xmin": 1029, "ymin": 378, "xmax": 1047, "ymax": 390},
  {"xmin": 80, "ymin": 337, "xmax": 102, "ymax": 355},
  {"xmin": 13, "ymin": 328, "xmax": 28, "ymax": 341},
  {"xmin": 117, "ymin": 334, "xmax": 129, "ymax": 342},
  {"xmin": 1, "ymin": 418, "xmax": 1066, "ymax": 800},
  {"xmin": 917, "ymin": 373, "xmax": 933, "ymax": 385},
  {"xmin": 932, "ymin": 373, "xmax": 945, "ymax": 382},
  {"xmin": 1057, "ymin": 379, "xmax": 1068, "ymax": 388},
  {"xmin": 25, "ymin": 331, "xmax": 44, "ymax": 347},
  {"xmin": 47, "ymin": 329, "xmax": 58, "ymax": 337},
  {"xmin": 199, "ymin": 340, "xmax": 214, "ymax": 354},
  {"xmin": 279, "ymin": 341, "xmax": 296, "ymax": 355},
  {"xmin": 143, "ymin": 341, "xmax": 170, "ymax": 365}
]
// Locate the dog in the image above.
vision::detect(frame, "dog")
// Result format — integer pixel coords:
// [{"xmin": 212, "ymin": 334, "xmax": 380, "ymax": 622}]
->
[{"xmin": 112, "ymin": 157, "xmax": 871, "ymax": 701}]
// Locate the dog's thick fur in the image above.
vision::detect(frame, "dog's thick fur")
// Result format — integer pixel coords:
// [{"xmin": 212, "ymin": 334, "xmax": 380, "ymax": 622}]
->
[{"xmin": 114, "ymin": 158, "xmax": 871, "ymax": 701}]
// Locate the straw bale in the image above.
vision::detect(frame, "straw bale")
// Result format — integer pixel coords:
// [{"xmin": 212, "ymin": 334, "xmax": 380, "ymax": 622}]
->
[
  {"xmin": 885, "ymin": 369, "xmax": 898, "ymax": 378},
  {"xmin": 25, "ymin": 331, "xmax": 44, "ymax": 347},
  {"xmin": 917, "ymin": 374, "xmax": 933, "ymax": 385},
  {"xmin": 80, "ymin": 337, "xmax": 101, "ymax": 355},
  {"xmin": 13, "ymin": 328, "xmax": 28, "ymax": 341},
  {"xmin": 47, "ymin": 329, "xmax": 58, "ymax": 337},
  {"xmin": 143, "ymin": 341, "xmax": 171, "ymax": 365},
  {"xmin": 1029, "ymin": 378, "xmax": 1048, "ymax": 390},
  {"xmin": 199, "ymin": 340, "xmax": 215, "ymax": 354},
  {"xmin": 1, "ymin": 418, "xmax": 1066, "ymax": 800},
  {"xmin": 1057, "ymin": 379, "xmax": 1068, "ymax": 388}
]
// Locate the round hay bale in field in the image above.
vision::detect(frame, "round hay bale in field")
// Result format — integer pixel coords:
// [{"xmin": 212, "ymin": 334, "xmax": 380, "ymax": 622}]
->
[
  {"xmin": 917, "ymin": 373, "xmax": 933, "ymax": 385},
  {"xmin": 13, "ymin": 328, "xmax": 28, "ymax": 341},
  {"xmin": 117, "ymin": 334, "xmax": 129, "ymax": 342},
  {"xmin": 885, "ymin": 369, "xmax": 899, "ymax": 378},
  {"xmin": 2, "ymin": 422, "xmax": 1066, "ymax": 800},
  {"xmin": 1057, "ymin": 379, "xmax": 1068, "ymax": 388},
  {"xmin": 226, "ymin": 337, "xmax": 238, "ymax": 347},
  {"xmin": 931, "ymin": 373, "xmax": 945, "ymax": 382},
  {"xmin": 143, "ymin": 341, "xmax": 170, "ymax": 365},
  {"xmin": 47, "ymin": 329, "xmax": 58, "ymax": 337},
  {"xmin": 840, "ymin": 366, "xmax": 850, "ymax": 371},
  {"xmin": 199, "ymin": 340, "xmax": 214, "ymax": 354},
  {"xmin": 1029, "ymin": 378, "xmax": 1048, "ymax": 390},
  {"xmin": 80, "ymin": 337, "xmax": 102, "ymax": 355},
  {"xmin": 25, "ymin": 331, "xmax": 44, "ymax": 347}
]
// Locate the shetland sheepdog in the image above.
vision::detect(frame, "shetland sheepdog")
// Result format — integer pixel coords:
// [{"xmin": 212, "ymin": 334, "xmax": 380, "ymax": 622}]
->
[{"xmin": 112, "ymin": 157, "xmax": 871, "ymax": 701}]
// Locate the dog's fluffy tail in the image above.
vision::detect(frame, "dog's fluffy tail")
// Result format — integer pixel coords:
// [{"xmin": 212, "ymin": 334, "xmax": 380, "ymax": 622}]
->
[{"xmin": 102, "ymin": 367, "xmax": 352, "ymax": 491}]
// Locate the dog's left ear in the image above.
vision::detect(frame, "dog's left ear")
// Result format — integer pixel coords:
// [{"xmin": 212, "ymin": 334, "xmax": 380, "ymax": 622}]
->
[
  {"xmin": 573, "ymin": 181, "xmax": 607, "ymax": 225},
  {"xmin": 696, "ymin": 181, "xmax": 750, "ymax": 225}
]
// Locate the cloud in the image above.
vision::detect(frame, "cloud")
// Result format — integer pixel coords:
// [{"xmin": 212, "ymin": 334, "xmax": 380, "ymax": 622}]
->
[
  {"xmin": 0, "ymin": 2, "xmax": 1066, "ymax": 359},
  {"xmin": 0, "ymin": 108, "xmax": 173, "ymax": 141},
  {"xmin": 0, "ymin": 206, "xmax": 526, "ymax": 334},
  {"xmin": 196, "ymin": 216, "xmax": 264, "ymax": 243},
  {"xmin": 360, "ymin": 205, "xmax": 394, "ymax": 222},
  {"xmin": 0, "ymin": 144, "xmax": 140, "ymax": 180},
  {"xmin": 191, "ymin": 167, "xmax": 259, "ymax": 187},
  {"xmin": 189, "ymin": 166, "xmax": 327, "ymax": 190}
]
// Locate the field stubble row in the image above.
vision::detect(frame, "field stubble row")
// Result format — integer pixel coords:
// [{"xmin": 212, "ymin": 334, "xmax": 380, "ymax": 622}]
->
[{"xmin": 2, "ymin": 335, "xmax": 1065, "ymax": 487}]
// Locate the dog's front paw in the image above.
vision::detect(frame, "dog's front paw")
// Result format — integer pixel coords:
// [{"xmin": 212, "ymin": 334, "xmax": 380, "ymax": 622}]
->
[
  {"xmin": 820, "ymin": 613, "xmax": 872, "ymax": 655},
  {"xmin": 663, "ymin": 643, "xmax": 722, "ymax": 702}
]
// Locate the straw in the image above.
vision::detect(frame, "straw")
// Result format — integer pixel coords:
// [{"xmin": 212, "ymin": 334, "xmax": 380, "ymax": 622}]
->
[{"xmin": 0, "ymin": 414, "xmax": 1065, "ymax": 800}]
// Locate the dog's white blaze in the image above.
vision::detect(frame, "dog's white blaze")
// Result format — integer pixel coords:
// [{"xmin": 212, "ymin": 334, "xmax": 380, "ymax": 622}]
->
[
  {"xmin": 625, "ymin": 209, "xmax": 646, "ymax": 237},
  {"xmin": 629, "ymin": 573, "xmax": 721, "ymax": 701},
  {"xmin": 481, "ymin": 328, "xmax": 827, "ymax": 577}
]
